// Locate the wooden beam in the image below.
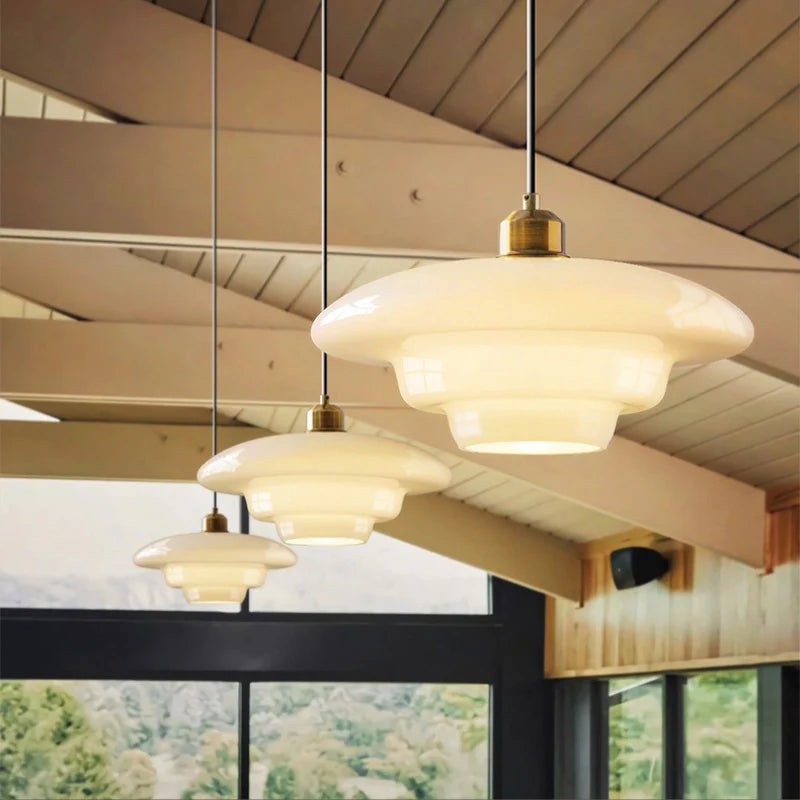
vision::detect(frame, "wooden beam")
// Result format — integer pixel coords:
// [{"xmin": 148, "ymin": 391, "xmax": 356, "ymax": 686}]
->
[
  {"xmin": 0, "ymin": 419, "xmax": 582, "ymax": 601},
  {"xmin": 2, "ymin": 118, "xmax": 796, "ymax": 271},
  {"xmin": 0, "ymin": 318, "xmax": 405, "ymax": 409},
  {"xmin": 0, "ymin": 318, "xmax": 767, "ymax": 566}
]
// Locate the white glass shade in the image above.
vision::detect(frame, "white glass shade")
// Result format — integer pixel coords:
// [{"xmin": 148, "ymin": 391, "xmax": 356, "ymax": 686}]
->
[
  {"xmin": 197, "ymin": 433, "xmax": 451, "ymax": 546},
  {"xmin": 311, "ymin": 257, "xmax": 754, "ymax": 454},
  {"xmin": 133, "ymin": 531, "xmax": 296, "ymax": 604}
]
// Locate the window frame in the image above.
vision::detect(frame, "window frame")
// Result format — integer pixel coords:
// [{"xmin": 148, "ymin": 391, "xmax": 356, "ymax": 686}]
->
[{"xmin": 0, "ymin": 498, "xmax": 555, "ymax": 799}]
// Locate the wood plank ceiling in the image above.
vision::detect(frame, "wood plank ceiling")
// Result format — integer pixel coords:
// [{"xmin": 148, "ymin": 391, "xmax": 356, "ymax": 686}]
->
[{"xmin": 149, "ymin": 0, "xmax": 800, "ymax": 255}]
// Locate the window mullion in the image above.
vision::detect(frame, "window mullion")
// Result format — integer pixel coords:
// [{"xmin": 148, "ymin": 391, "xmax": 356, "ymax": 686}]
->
[{"xmin": 662, "ymin": 673, "xmax": 686, "ymax": 800}]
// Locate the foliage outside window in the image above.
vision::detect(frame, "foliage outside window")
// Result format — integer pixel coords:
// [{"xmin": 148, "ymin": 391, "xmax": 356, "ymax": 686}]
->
[
  {"xmin": 0, "ymin": 680, "xmax": 238, "ymax": 799},
  {"xmin": 685, "ymin": 669, "xmax": 757, "ymax": 799},
  {"xmin": 608, "ymin": 677, "xmax": 662, "ymax": 799},
  {"xmin": 249, "ymin": 683, "xmax": 490, "ymax": 800}
]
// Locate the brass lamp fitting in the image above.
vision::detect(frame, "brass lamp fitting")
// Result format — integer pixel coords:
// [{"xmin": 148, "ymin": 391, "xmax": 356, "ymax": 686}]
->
[
  {"xmin": 498, "ymin": 193, "xmax": 567, "ymax": 257},
  {"xmin": 307, "ymin": 395, "xmax": 346, "ymax": 432},
  {"xmin": 201, "ymin": 510, "xmax": 229, "ymax": 533}
]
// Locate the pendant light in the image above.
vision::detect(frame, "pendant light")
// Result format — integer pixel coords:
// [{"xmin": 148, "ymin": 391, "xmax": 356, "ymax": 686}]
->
[
  {"xmin": 134, "ymin": 0, "xmax": 296, "ymax": 603},
  {"xmin": 310, "ymin": 0, "xmax": 754, "ymax": 456},
  {"xmin": 196, "ymin": 0, "xmax": 450, "ymax": 546}
]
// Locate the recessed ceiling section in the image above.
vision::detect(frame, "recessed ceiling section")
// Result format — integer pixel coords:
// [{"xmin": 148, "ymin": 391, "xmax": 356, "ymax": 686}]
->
[{"xmin": 147, "ymin": 0, "xmax": 799, "ymax": 254}]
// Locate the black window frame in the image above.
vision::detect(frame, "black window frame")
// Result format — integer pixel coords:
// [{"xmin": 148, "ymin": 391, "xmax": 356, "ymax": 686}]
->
[
  {"xmin": 0, "ymin": 497, "xmax": 555, "ymax": 799},
  {"xmin": 555, "ymin": 663, "xmax": 800, "ymax": 800}
]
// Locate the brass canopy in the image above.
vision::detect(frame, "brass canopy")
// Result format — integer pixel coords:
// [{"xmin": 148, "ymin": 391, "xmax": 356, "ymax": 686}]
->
[
  {"xmin": 202, "ymin": 510, "xmax": 229, "ymax": 533},
  {"xmin": 307, "ymin": 395, "xmax": 346, "ymax": 432},
  {"xmin": 498, "ymin": 193, "xmax": 567, "ymax": 257}
]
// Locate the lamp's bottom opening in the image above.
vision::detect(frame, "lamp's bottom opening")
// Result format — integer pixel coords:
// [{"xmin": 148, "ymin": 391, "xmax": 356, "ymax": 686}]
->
[
  {"xmin": 465, "ymin": 440, "xmax": 601, "ymax": 455},
  {"xmin": 282, "ymin": 536, "xmax": 367, "ymax": 547}
]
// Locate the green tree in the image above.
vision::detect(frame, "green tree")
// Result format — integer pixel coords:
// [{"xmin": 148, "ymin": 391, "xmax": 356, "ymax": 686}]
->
[
  {"xmin": 181, "ymin": 730, "xmax": 238, "ymax": 799},
  {"xmin": 0, "ymin": 681, "xmax": 121, "ymax": 799}
]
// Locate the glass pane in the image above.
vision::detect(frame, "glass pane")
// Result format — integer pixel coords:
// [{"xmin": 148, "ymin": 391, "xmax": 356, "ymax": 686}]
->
[
  {"xmin": 248, "ymin": 520, "xmax": 489, "ymax": 614},
  {"xmin": 0, "ymin": 478, "xmax": 239, "ymax": 610},
  {"xmin": 608, "ymin": 677, "xmax": 662, "ymax": 799},
  {"xmin": 685, "ymin": 669, "xmax": 757, "ymax": 799},
  {"xmin": 0, "ymin": 680, "xmax": 238, "ymax": 799},
  {"xmin": 250, "ymin": 683, "xmax": 490, "ymax": 800}
]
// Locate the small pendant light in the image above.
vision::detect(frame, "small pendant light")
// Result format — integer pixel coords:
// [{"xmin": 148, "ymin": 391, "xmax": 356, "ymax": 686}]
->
[
  {"xmin": 197, "ymin": 0, "xmax": 450, "ymax": 545},
  {"xmin": 134, "ymin": 0, "xmax": 296, "ymax": 602},
  {"xmin": 310, "ymin": 0, "xmax": 754, "ymax": 456}
]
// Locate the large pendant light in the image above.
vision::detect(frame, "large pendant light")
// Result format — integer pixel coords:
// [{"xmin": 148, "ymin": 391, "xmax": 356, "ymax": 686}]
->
[
  {"xmin": 196, "ymin": 0, "xmax": 450, "ymax": 546},
  {"xmin": 134, "ymin": 0, "xmax": 296, "ymax": 602},
  {"xmin": 310, "ymin": 0, "xmax": 754, "ymax": 456}
]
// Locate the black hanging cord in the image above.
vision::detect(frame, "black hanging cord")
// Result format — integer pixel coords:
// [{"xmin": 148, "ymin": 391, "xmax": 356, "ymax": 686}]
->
[
  {"xmin": 320, "ymin": 0, "xmax": 329, "ymax": 398},
  {"xmin": 526, "ymin": 0, "xmax": 535, "ymax": 196},
  {"xmin": 210, "ymin": 0, "xmax": 219, "ymax": 510}
]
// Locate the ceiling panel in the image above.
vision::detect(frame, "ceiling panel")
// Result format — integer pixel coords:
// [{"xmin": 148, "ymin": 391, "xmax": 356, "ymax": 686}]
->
[
  {"xmin": 536, "ymin": 0, "xmax": 735, "ymax": 162},
  {"xmin": 745, "ymin": 196, "xmax": 800, "ymax": 249},
  {"xmin": 572, "ymin": 0, "xmax": 797, "ymax": 179},
  {"xmin": 155, "ymin": 0, "xmax": 799, "ymax": 255},
  {"xmin": 154, "ymin": 0, "xmax": 207, "ymax": 20},
  {"xmin": 343, "ymin": 0, "xmax": 446, "ymax": 95}
]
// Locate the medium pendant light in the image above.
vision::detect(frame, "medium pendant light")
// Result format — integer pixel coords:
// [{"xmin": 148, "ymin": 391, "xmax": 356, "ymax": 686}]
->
[
  {"xmin": 196, "ymin": 0, "xmax": 450, "ymax": 546},
  {"xmin": 134, "ymin": 0, "xmax": 296, "ymax": 602},
  {"xmin": 310, "ymin": 0, "xmax": 754, "ymax": 456}
]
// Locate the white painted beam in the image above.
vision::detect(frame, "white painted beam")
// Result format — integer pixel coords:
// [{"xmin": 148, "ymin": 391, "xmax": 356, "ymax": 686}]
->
[
  {"xmin": 0, "ymin": 319, "xmax": 766, "ymax": 566},
  {"xmin": 0, "ymin": 419, "xmax": 582, "ymax": 601}
]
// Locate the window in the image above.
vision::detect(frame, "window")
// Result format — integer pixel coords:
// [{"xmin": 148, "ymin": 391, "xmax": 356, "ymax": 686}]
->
[
  {"xmin": 685, "ymin": 669, "xmax": 757, "ymax": 799},
  {"xmin": 608, "ymin": 677, "xmax": 662, "ymax": 799},
  {"xmin": 0, "ymin": 680, "xmax": 238, "ymax": 799},
  {"xmin": 0, "ymin": 478, "xmax": 239, "ymax": 610},
  {"xmin": 249, "ymin": 683, "xmax": 490, "ymax": 800},
  {"xmin": 249, "ymin": 519, "xmax": 489, "ymax": 614}
]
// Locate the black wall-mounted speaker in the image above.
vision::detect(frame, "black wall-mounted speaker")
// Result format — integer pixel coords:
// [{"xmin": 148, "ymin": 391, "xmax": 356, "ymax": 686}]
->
[{"xmin": 610, "ymin": 546, "xmax": 670, "ymax": 590}]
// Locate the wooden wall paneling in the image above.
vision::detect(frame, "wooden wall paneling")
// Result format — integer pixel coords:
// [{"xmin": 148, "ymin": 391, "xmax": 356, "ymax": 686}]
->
[
  {"xmin": 745, "ymin": 196, "xmax": 800, "ymax": 249},
  {"xmin": 433, "ymin": 0, "xmax": 526, "ymax": 131},
  {"xmin": 546, "ymin": 509, "xmax": 800, "ymax": 676},
  {"xmin": 572, "ymin": 0, "xmax": 798, "ymax": 179},
  {"xmin": 342, "ymin": 0, "xmax": 446, "ymax": 96},
  {"xmin": 532, "ymin": 0, "xmax": 658, "ymax": 129},
  {"xmin": 296, "ymin": 0, "xmax": 382, "ymax": 75},
  {"xmin": 389, "ymin": 0, "xmax": 513, "ymax": 114},
  {"xmin": 704, "ymin": 147, "xmax": 800, "ymax": 230},
  {"xmin": 537, "ymin": 0, "xmax": 735, "ymax": 162},
  {"xmin": 202, "ymin": 0, "xmax": 264, "ymax": 39},
  {"xmin": 659, "ymin": 88, "xmax": 800, "ymax": 213},
  {"xmin": 618, "ymin": 24, "xmax": 800, "ymax": 196},
  {"xmin": 155, "ymin": 0, "xmax": 207, "ymax": 20},
  {"xmin": 249, "ymin": 0, "xmax": 319, "ymax": 59}
]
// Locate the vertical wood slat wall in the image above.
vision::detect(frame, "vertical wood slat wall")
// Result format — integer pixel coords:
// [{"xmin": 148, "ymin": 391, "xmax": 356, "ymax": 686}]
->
[{"xmin": 545, "ymin": 487, "xmax": 800, "ymax": 677}]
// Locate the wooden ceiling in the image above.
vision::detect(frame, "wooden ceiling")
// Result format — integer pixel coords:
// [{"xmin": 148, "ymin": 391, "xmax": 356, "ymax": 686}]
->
[{"xmin": 150, "ymin": 0, "xmax": 800, "ymax": 255}]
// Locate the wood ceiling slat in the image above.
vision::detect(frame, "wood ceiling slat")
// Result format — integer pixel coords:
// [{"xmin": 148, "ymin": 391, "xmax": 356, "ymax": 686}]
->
[
  {"xmin": 344, "ymin": 0, "xmax": 446, "ymax": 96},
  {"xmin": 704, "ymin": 431, "xmax": 799, "ymax": 476},
  {"xmin": 484, "ymin": 487, "xmax": 552, "ymax": 517},
  {"xmin": 704, "ymin": 147, "xmax": 800, "ymax": 231},
  {"xmin": 676, "ymin": 405, "xmax": 800, "ymax": 465},
  {"xmin": 130, "ymin": 248, "xmax": 166, "ymax": 265},
  {"xmin": 644, "ymin": 386, "xmax": 799, "ymax": 455},
  {"xmin": 618, "ymin": 24, "xmax": 799, "ymax": 197},
  {"xmin": 788, "ymin": 241, "xmax": 800, "ymax": 256},
  {"xmin": 289, "ymin": 254, "xmax": 368, "ymax": 318},
  {"xmin": 745, "ymin": 195, "xmax": 800, "ymax": 249},
  {"xmin": 3, "ymin": 80, "xmax": 44, "ymax": 117},
  {"xmin": 660, "ymin": 88, "xmax": 800, "ymax": 214},
  {"xmin": 162, "ymin": 250, "xmax": 203, "ymax": 276},
  {"xmin": 445, "ymin": 472, "xmax": 509, "ymax": 501},
  {"xmin": 250, "ymin": 0, "xmax": 319, "ymax": 59},
  {"xmin": 296, "ymin": 0, "xmax": 382, "ymax": 75},
  {"xmin": 155, "ymin": 0, "xmax": 208, "ymax": 20},
  {"xmin": 43, "ymin": 96, "xmax": 84, "ymax": 121},
  {"xmin": 622, "ymin": 371, "xmax": 789, "ymax": 445},
  {"xmin": 258, "ymin": 252, "xmax": 320, "ymax": 309},
  {"xmin": 732, "ymin": 453, "xmax": 798, "ymax": 486},
  {"xmin": 572, "ymin": 0, "xmax": 798, "ymax": 179},
  {"xmin": 534, "ymin": 0, "xmax": 658, "ymax": 130},
  {"xmin": 433, "ymin": 0, "xmax": 526, "ymax": 131},
  {"xmin": 225, "ymin": 251, "xmax": 283, "ymax": 298},
  {"xmin": 480, "ymin": 0, "xmax": 586, "ymax": 145},
  {"xmin": 389, "ymin": 0, "xmax": 513, "ymax": 114},
  {"xmin": 202, "ymin": 0, "xmax": 264, "ymax": 39},
  {"xmin": 195, "ymin": 250, "xmax": 244, "ymax": 285},
  {"xmin": 537, "ymin": 0, "xmax": 735, "ymax": 163}
]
